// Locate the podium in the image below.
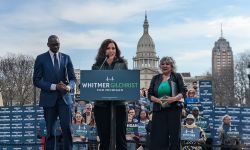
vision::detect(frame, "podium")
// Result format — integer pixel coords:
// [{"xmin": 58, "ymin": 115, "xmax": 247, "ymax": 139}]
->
[{"xmin": 80, "ymin": 70, "xmax": 140, "ymax": 150}]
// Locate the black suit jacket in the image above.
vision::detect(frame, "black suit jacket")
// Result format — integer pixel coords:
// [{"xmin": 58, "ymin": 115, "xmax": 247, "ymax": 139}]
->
[{"xmin": 148, "ymin": 72, "xmax": 187, "ymax": 111}]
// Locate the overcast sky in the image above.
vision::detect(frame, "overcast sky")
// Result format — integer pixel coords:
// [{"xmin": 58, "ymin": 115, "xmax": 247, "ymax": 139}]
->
[{"xmin": 1, "ymin": 0, "xmax": 250, "ymax": 76}]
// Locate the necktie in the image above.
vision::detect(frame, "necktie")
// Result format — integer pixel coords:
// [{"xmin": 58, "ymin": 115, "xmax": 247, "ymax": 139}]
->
[{"xmin": 54, "ymin": 53, "xmax": 60, "ymax": 80}]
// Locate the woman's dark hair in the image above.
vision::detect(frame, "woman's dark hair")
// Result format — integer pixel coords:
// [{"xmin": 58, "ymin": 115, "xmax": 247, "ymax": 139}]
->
[
  {"xmin": 94, "ymin": 39, "xmax": 124, "ymax": 65},
  {"xmin": 139, "ymin": 109, "xmax": 149, "ymax": 121}
]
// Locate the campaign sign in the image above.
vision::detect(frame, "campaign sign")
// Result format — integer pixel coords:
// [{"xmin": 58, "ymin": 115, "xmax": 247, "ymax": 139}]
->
[
  {"xmin": 241, "ymin": 107, "xmax": 250, "ymax": 115},
  {"xmin": 137, "ymin": 123, "xmax": 147, "ymax": 136},
  {"xmin": 0, "ymin": 123, "xmax": 11, "ymax": 130},
  {"xmin": 23, "ymin": 146, "xmax": 36, "ymax": 150},
  {"xmin": 23, "ymin": 113, "xmax": 36, "ymax": 122},
  {"xmin": 80, "ymin": 70, "xmax": 140, "ymax": 101},
  {"xmin": 0, "ymin": 130, "xmax": 11, "ymax": 143},
  {"xmin": 23, "ymin": 106, "xmax": 36, "ymax": 113},
  {"xmin": 196, "ymin": 118, "xmax": 208, "ymax": 130},
  {"xmin": 23, "ymin": 130, "xmax": 36, "ymax": 144},
  {"xmin": 0, "ymin": 107, "xmax": 11, "ymax": 115},
  {"xmin": 11, "ymin": 114, "xmax": 23, "ymax": 123},
  {"xmin": 11, "ymin": 122, "xmax": 23, "ymax": 131},
  {"xmin": 0, "ymin": 146, "xmax": 12, "ymax": 150},
  {"xmin": 126, "ymin": 123, "xmax": 138, "ymax": 134},
  {"xmin": 186, "ymin": 103, "xmax": 202, "ymax": 112},
  {"xmin": 11, "ymin": 130, "xmax": 23, "ymax": 144},
  {"xmin": 181, "ymin": 127, "xmax": 201, "ymax": 141},
  {"xmin": 242, "ymin": 125, "xmax": 250, "ymax": 133},
  {"xmin": 0, "ymin": 114, "xmax": 11, "ymax": 123},
  {"xmin": 214, "ymin": 107, "xmax": 227, "ymax": 114},
  {"xmin": 227, "ymin": 107, "xmax": 241, "ymax": 115},
  {"xmin": 184, "ymin": 97, "xmax": 200, "ymax": 104}
]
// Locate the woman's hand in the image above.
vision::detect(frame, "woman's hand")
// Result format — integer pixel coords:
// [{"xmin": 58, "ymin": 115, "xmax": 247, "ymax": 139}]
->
[{"xmin": 166, "ymin": 97, "xmax": 177, "ymax": 104}]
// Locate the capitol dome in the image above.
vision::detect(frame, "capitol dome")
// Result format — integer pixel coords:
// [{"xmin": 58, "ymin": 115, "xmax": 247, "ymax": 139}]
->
[
  {"xmin": 133, "ymin": 13, "xmax": 159, "ymax": 70},
  {"xmin": 137, "ymin": 14, "xmax": 156, "ymax": 53}
]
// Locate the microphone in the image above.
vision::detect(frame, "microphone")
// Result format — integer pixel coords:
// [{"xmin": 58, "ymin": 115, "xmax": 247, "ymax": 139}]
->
[{"xmin": 99, "ymin": 55, "xmax": 109, "ymax": 70}]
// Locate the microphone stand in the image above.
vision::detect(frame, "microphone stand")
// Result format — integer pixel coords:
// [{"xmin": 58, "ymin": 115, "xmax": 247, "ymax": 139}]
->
[{"xmin": 99, "ymin": 56, "xmax": 108, "ymax": 70}]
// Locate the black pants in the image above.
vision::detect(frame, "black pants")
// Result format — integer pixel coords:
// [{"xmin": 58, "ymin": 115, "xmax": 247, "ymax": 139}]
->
[
  {"xmin": 43, "ymin": 96, "xmax": 72, "ymax": 150},
  {"xmin": 150, "ymin": 107, "xmax": 181, "ymax": 150},
  {"xmin": 94, "ymin": 103, "xmax": 127, "ymax": 150}
]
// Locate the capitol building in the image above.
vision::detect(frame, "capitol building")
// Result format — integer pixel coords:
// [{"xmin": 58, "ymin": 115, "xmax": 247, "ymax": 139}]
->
[{"xmin": 133, "ymin": 14, "xmax": 160, "ymax": 89}]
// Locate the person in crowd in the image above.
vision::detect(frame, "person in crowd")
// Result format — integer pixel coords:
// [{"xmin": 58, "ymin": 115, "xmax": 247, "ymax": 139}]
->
[
  {"xmin": 88, "ymin": 116, "xmax": 99, "ymax": 150},
  {"xmin": 33, "ymin": 35, "xmax": 76, "ymax": 150},
  {"xmin": 126, "ymin": 114, "xmax": 137, "ymax": 150},
  {"xmin": 138, "ymin": 109, "xmax": 150, "ymax": 124},
  {"xmin": 182, "ymin": 114, "xmax": 206, "ymax": 150},
  {"xmin": 140, "ymin": 88, "xmax": 148, "ymax": 97},
  {"xmin": 82, "ymin": 103, "xmax": 93, "ymax": 125},
  {"xmin": 187, "ymin": 89, "xmax": 197, "ymax": 98},
  {"xmin": 219, "ymin": 115, "xmax": 241, "ymax": 150},
  {"xmin": 75, "ymin": 100, "xmax": 87, "ymax": 114},
  {"xmin": 128, "ymin": 108, "xmax": 138, "ymax": 123},
  {"xmin": 191, "ymin": 107, "xmax": 206, "ymax": 128},
  {"xmin": 92, "ymin": 39, "xmax": 128, "ymax": 150},
  {"xmin": 72, "ymin": 112, "xmax": 89, "ymax": 150},
  {"xmin": 148, "ymin": 56, "xmax": 187, "ymax": 150}
]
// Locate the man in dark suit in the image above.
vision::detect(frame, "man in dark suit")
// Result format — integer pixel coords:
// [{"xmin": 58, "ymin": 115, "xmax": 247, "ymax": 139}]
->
[{"xmin": 33, "ymin": 35, "xmax": 76, "ymax": 150}]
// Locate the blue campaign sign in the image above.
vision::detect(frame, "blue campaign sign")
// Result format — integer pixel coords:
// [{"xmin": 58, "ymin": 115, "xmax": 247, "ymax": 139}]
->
[
  {"xmin": 11, "ymin": 114, "xmax": 23, "ymax": 123},
  {"xmin": 241, "ymin": 116, "xmax": 250, "ymax": 125},
  {"xmin": 186, "ymin": 103, "xmax": 202, "ymax": 112},
  {"xmin": 181, "ymin": 127, "xmax": 201, "ymax": 141},
  {"xmin": 230, "ymin": 116, "xmax": 241, "ymax": 125},
  {"xmin": 242, "ymin": 125, "xmax": 250, "ymax": 133},
  {"xmin": 11, "ymin": 106, "xmax": 23, "ymax": 114},
  {"xmin": 23, "ymin": 106, "xmax": 36, "ymax": 113},
  {"xmin": 11, "ymin": 130, "xmax": 23, "ymax": 144},
  {"xmin": 199, "ymin": 80, "xmax": 212, "ymax": 88},
  {"xmin": 23, "ymin": 113, "xmax": 36, "ymax": 122},
  {"xmin": 126, "ymin": 123, "xmax": 138, "ymax": 134},
  {"xmin": 241, "ymin": 107, "xmax": 250, "ymax": 115},
  {"xmin": 11, "ymin": 122, "xmax": 23, "ymax": 130},
  {"xmin": 0, "ymin": 107, "xmax": 11, "ymax": 115},
  {"xmin": 0, "ymin": 123, "xmax": 10, "ymax": 130},
  {"xmin": 213, "ymin": 114, "xmax": 226, "ymax": 123},
  {"xmin": 0, "ymin": 115, "xmax": 11, "ymax": 123},
  {"xmin": 80, "ymin": 70, "xmax": 140, "ymax": 101},
  {"xmin": 184, "ymin": 97, "xmax": 200, "ymax": 104},
  {"xmin": 227, "ymin": 107, "xmax": 241, "ymax": 115},
  {"xmin": 23, "ymin": 121, "xmax": 36, "ymax": 130},
  {"xmin": 137, "ymin": 123, "xmax": 147, "ymax": 136},
  {"xmin": 214, "ymin": 107, "xmax": 227, "ymax": 114}
]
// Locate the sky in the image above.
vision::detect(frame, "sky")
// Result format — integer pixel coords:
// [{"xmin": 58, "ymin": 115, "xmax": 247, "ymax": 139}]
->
[{"xmin": 1, "ymin": 0, "xmax": 250, "ymax": 76}]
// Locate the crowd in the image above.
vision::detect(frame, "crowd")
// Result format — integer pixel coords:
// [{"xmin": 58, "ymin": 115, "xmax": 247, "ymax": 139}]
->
[{"xmin": 36, "ymin": 87, "xmax": 243, "ymax": 150}]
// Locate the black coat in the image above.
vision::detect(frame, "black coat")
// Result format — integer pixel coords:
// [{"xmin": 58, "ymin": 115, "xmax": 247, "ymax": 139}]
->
[{"xmin": 148, "ymin": 72, "xmax": 187, "ymax": 111}]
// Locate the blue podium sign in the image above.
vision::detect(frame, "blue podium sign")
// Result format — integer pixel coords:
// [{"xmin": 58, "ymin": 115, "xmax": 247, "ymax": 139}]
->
[{"xmin": 80, "ymin": 70, "xmax": 140, "ymax": 101}]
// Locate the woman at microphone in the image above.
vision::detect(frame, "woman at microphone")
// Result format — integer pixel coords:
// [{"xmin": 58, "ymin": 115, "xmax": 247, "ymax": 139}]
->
[
  {"xmin": 148, "ymin": 56, "xmax": 187, "ymax": 150},
  {"xmin": 92, "ymin": 39, "xmax": 128, "ymax": 150}
]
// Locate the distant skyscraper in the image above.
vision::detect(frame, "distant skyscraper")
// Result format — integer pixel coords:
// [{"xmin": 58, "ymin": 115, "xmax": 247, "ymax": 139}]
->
[
  {"xmin": 212, "ymin": 26, "xmax": 234, "ymax": 105},
  {"xmin": 133, "ymin": 13, "xmax": 159, "ymax": 88}
]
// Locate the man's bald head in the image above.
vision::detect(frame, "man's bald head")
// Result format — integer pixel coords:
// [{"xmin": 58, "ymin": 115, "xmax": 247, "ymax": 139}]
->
[{"xmin": 47, "ymin": 35, "xmax": 60, "ymax": 53}]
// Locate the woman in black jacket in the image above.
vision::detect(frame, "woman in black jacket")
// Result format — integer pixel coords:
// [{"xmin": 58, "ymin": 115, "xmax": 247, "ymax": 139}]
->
[
  {"xmin": 92, "ymin": 39, "xmax": 128, "ymax": 150},
  {"xmin": 148, "ymin": 56, "xmax": 187, "ymax": 150}
]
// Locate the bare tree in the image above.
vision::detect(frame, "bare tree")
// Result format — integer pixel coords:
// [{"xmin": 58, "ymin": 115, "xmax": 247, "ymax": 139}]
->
[
  {"xmin": 212, "ymin": 66, "xmax": 235, "ymax": 106},
  {"xmin": 0, "ymin": 54, "xmax": 35, "ymax": 106},
  {"xmin": 234, "ymin": 50, "xmax": 250, "ymax": 106}
]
